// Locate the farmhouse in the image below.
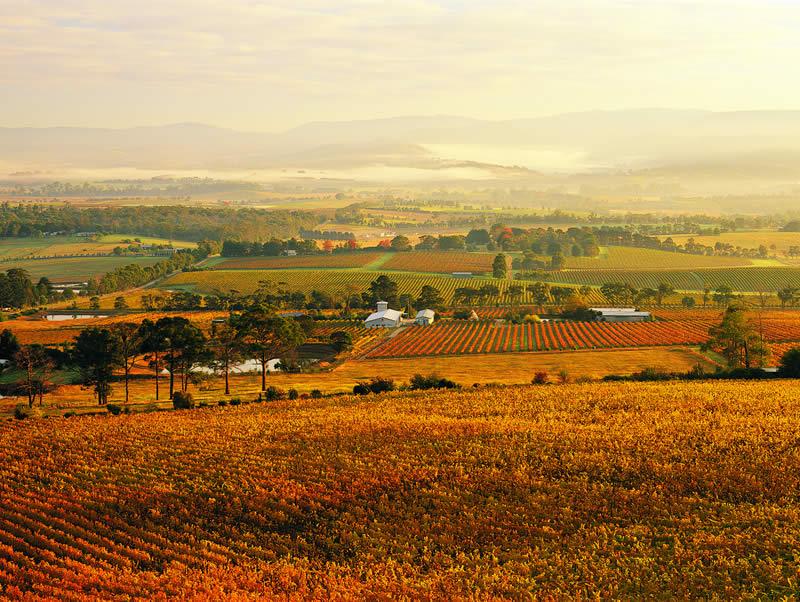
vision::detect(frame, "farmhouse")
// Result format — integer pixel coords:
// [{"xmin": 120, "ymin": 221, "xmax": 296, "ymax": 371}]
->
[
  {"xmin": 415, "ymin": 309, "xmax": 435, "ymax": 325},
  {"xmin": 364, "ymin": 301, "xmax": 404, "ymax": 328},
  {"xmin": 590, "ymin": 307, "xmax": 652, "ymax": 322}
]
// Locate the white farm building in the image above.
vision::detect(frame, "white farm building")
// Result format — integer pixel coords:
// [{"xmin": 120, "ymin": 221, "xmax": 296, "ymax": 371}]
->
[
  {"xmin": 590, "ymin": 307, "xmax": 652, "ymax": 322},
  {"xmin": 415, "ymin": 309, "xmax": 435, "ymax": 325},
  {"xmin": 364, "ymin": 301, "xmax": 404, "ymax": 328}
]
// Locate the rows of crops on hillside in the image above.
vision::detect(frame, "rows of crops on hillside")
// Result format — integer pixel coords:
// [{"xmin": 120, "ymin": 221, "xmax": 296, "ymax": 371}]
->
[
  {"xmin": 651, "ymin": 308, "xmax": 800, "ymax": 321},
  {"xmin": 543, "ymin": 267, "xmax": 800, "ymax": 291},
  {"xmin": 211, "ymin": 252, "xmax": 384, "ymax": 270},
  {"xmin": 364, "ymin": 318, "xmax": 800, "ymax": 358},
  {"xmin": 382, "ymin": 251, "xmax": 499, "ymax": 274},
  {"xmin": 564, "ymin": 246, "xmax": 752, "ymax": 270},
  {"xmin": 162, "ymin": 270, "xmax": 608, "ymax": 305},
  {"xmin": 3, "ymin": 381, "xmax": 800, "ymax": 597}
]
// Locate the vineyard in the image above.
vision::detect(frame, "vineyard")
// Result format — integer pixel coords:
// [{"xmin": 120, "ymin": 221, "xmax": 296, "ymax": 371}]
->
[
  {"xmin": 564, "ymin": 246, "xmax": 753, "ymax": 270},
  {"xmin": 543, "ymin": 266, "xmax": 800, "ymax": 292},
  {"xmin": 3, "ymin": 380, "xmax": 800, "ymax": 597},
  {"xmin": 364, "ymin": 318, "xmax": 800, "ymax": 358},
  {"xmin": 161, "ymin": 270, "xmax": 608, "ymax": 305},
  {"xmin": 382, "ymin": 251, "xmax": 499, "ymax": 274},
  {"xmin": 210, "ymin": 252, "xmax": 384, "ymax": 270}
]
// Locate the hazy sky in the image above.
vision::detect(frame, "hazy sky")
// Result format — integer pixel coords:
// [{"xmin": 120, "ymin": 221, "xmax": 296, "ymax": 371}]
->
[{"xmin": 2, "ymin": 0, "xmax": 799, "ymax": 131}]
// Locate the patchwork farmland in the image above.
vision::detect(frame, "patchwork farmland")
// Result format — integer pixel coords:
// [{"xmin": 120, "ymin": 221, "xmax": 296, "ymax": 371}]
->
[{"xmin": 363, "ymin": 317, "xmax": 800, "ymax": 358}]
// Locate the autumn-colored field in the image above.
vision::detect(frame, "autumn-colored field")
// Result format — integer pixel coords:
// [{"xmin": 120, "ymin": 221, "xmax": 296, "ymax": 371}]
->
[
  {"xmin": 364, "ymin": 318, "xmax": 800, "ymax": 358},
  {"xmin": 768, "ymin": 342, "xmax": 800, "ymax": 366},
  {"xmin": 0, "ymin": 312, "xmax": 229, "ymax": 345},
  {"xmin": 0, "ymin": 347, "xmax": 717, "ymax": 416},
  {"xmin": 564, "ymin": 246, "xmax": 753, "ymax": 270},
  {"xmin": 651, "ymin": 308, "xmax": 800, "ymax": 321},
  {"xmin": 382, "ymin": 250, "xmax": 499, "ymax": 274},
  {"xmin": 210, "ymin": 252, "xmax": 384, "ymax": 270},
  {"xmin": 3, "ymin": 380, "xmax": 800, "ymax": 598}
]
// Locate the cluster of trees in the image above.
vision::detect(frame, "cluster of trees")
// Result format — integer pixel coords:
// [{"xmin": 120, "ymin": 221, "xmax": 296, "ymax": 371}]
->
[
  {"xmin": 0, "ymin": 204, "xmax": 320, "ymax": 241},
  {"xmin": 777, "ymin": 287, "xmax": 800, "ymax": 308},
  {"xmin": 221, "ymin": 238, "xmax": 322, "ymax": 257},
  {"xmin": 85, "ymin": 244, "xmax": 216, "ymax": 296},
  {"xmin": 0, "ymin": 269, "xmax": 55, "ymax": 308},
  {"xmin": 1, "ymin": 308, "xmax": 312, "ymax": 407},
  {"xmin": 704, "ymin": 303, "xmax": 770, "ymax": 369}
]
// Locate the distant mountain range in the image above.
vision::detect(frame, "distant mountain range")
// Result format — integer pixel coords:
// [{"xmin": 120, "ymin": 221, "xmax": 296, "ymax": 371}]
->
[{"xmin": 2, "ymin": 109, "xmax": 800, "ymax": 181}]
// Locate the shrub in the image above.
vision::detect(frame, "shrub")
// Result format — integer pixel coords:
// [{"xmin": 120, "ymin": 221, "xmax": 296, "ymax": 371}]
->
[
  {"xmin": 311, "ymin": 389, "xmax": 323, "ymax": 399},
  {"xmin": 354, "ymin": 378, "xmax": 396, "ymax": 395},
  {"xmin": 63, "ymin": 411, "xmax": 77, "ymax": 418},
  {"xmin": 14, "ymin": 404, "xmax": 43, "ymax": 420},
  {"xmin": 779, "ymin": 347, "xmax": 800, "ymax": 378},
  {"xmin": 229, "ymin": 397, "xmax": 241, "ymax": 406},
  {"xmin": 265, "ymin": 386, "xmax": 286, "ymax": 401},
  {"xmin": 106, "ymin": 404, "xmax": 123, "ymax": 416},
  {"xmin": 288, "ymin": 389, "xmax": 299, "ymax": 400},
  {"xmin": 218, "ymin": 399, "xmax": 228, "ymax": 406},
  {"xmin": 532, "ymin": 371, "xmax": 549, "ymax": 385},
  {"xmin": 409, "ymin": 373, "xmax": 459, "ymax": 390},
  {"xmin": 172, "ymin": 392, "xmax": 194, "ymax": 410},
  {"xmin": 353, "ymin": 383, "xmax": 371, "ymax": 395},
  {"xmin": 368, "ymin": 377, "xmax": 395, "ymax": 394}
]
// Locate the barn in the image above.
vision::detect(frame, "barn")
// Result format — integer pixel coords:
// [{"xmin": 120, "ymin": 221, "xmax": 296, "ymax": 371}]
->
[{"xmin": 364, "ymin": 301, "xmax": 404, "ymax": 328}]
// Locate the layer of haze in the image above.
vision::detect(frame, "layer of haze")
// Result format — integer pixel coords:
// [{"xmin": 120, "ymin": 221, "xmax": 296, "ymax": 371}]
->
[{"xmin": 2, "ymin": 0, "xmax": 799, "ymax": 131}]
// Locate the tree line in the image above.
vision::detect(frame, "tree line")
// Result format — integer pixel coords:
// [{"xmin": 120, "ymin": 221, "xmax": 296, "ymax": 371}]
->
[
  {"xmin": 0, "ymin": 204, "xmax": 321, "ymax": 241},
  {"xmin": 1, "ymin": 307, "xmax": 313, "ymax": 408}
]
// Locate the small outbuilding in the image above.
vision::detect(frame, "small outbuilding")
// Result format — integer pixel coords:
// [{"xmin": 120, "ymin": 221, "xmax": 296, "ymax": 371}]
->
[
  {"xmin": 590, "ymin": 307, "xmax": 652, "ymax": 322},
  {"xmin": 364, "ymin": 301, "xmax": 404, "ymax": 328},
  {"xmin": 415, "ymin": 309, "xmax": 435, "ymax": 326}
]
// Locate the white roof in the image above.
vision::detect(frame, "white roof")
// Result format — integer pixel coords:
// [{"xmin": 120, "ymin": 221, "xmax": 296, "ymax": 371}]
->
[
  {"xmin": 365, "ymin": 309, "xmax": 403, "ymax": 323},
  {"xmin": 416, "ymin": 309, "xmax": 435, "ymax": 319},
  {"xmin": 590, "ymin": 307, "xmax": 651, "ymax": 315}
]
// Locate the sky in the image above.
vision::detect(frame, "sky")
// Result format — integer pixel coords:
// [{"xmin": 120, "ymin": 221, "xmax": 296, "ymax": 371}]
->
[{"xmin": 2, "ymin": 0, "xmax": 799, "ymax": 131}]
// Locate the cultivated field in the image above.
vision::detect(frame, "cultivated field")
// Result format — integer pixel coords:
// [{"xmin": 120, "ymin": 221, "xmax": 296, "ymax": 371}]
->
[
  {"xmin": 160, "ymin": 269, "xmax": 608, "ymax": 305},
  {"xmin": 3, "ymin": 380, "xmax": 800, "ymax": 598},
  {"xmin": 544, "ymin": 266, "xmax": 800, "ymax": 292},
  {"xmin": 0, "ymin": 312, "xmax": 229, "ymax": 345},
  {"xmin": 0, "ymin": 234, "xmax": 193, "ymax": 263},
  {"xmin": 382, "ymin": 250, "xmax": 500, "ymax": 274},
  {"xmin": 563, "ymin": 246, "xmax": 753, "ymax": 269},
  {"xmin": 209, "ymin": 253, "xmax": 384, "ymax": 270},
  {"xmin": 1, "ymin": 347, "xmax": 715, "ymax": 414},
  {"xmin": 363, "ymin": 318, "xmax": 800, "ymax": 358},
  {"xmin": 665, "ymin": 231, "xmax": 800, "ymax": 255},
  {"xmin": 1, "ymin": 255, "xmax": 163, "ymax": 283}
]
